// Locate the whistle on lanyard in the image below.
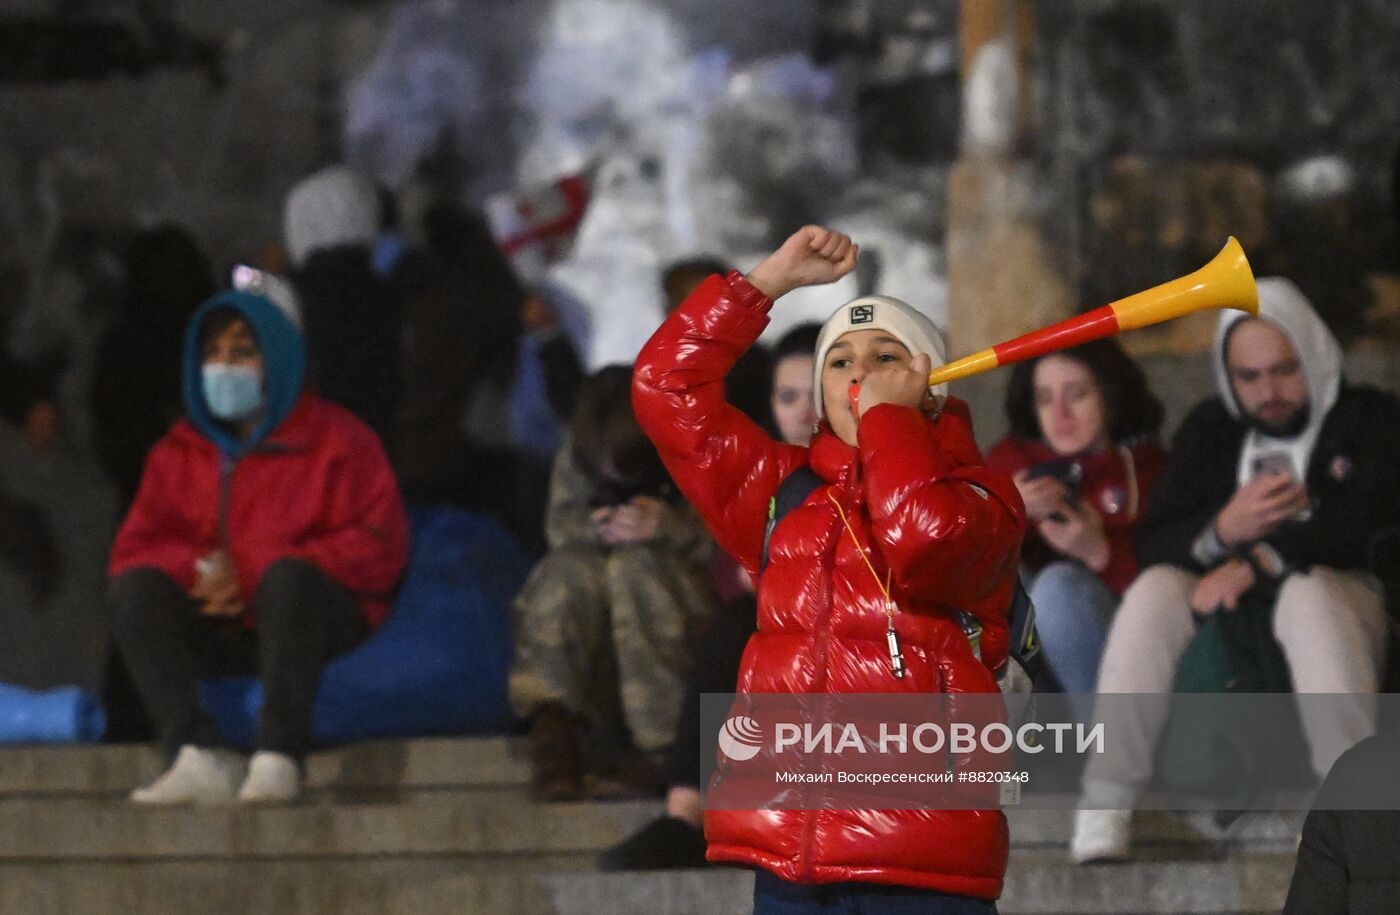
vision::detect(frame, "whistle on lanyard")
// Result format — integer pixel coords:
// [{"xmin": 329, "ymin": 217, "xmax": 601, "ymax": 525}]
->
[
  {"xmin": 849, "ymin": 381, "xmax": 861, "ymax": 420},
  {"xmin": 886, "ymin": 611, "xmax": 907, "ymax": 679}
]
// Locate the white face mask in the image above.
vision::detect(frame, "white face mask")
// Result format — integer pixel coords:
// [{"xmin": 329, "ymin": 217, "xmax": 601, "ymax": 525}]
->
[{"xmin": 201, "ymin": 364, "xmax": 263, "ymax": 422}]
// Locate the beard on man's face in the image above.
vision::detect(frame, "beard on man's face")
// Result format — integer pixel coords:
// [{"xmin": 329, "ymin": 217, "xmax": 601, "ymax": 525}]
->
[{"xmin": 1242, "ymin": 400, "xmax": 1310, "ymax": 438}]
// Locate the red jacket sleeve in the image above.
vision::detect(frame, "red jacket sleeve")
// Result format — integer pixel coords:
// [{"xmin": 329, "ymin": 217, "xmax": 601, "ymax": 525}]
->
[
  {"xmin": 109, "ymin": 439, "xmax": 208, "ymax": 591},
  {"xmin": 984, "ymin": 437, "xmax": 1035, "ymax": 479},
  {"xmin": 1097, "ymin": 441, "xmax": 1166, "ymax": 595},
  {"xmin": 633, "ymin": 272, "xmax": 807, "ymax": 573},
  {"xmin": 1097, "ymin": 528, "xmax": 1138, "ymax": 596},
  {"xmin": 857, "ymin": 401, "xmax": 1026, "ymax": 663},
  {"xmin": 274, "ymin": 424, "xmax": 409, "ymax": 602}
]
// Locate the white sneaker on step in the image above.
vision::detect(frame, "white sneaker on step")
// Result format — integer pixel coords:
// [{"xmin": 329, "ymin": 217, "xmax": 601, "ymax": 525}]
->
[
  {"xmin": 1070, "ymin": 807, "xmax": 1132, "ymax": 864},
  {"xmin": 238, "ymin": 751, "xmax": 302, "ymax": 804},
  {"xmin": 130, "ymin": 745, "xmax": 241, "ymax": 805}
]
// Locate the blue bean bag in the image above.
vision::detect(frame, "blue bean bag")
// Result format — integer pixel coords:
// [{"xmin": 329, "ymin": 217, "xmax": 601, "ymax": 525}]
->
[
  {"xmin": 0, "ymin": 682, "xmax": 106, "ymax": 743},
  {"xmin": 200, "ymin": 507, "xmax": 527, "ymax": 748}
]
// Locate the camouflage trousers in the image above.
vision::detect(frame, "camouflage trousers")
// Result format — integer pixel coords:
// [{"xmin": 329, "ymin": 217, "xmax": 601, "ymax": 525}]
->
[{"xmin": 509, "ymin": 544, "xmax": 716, "ymax": 751}]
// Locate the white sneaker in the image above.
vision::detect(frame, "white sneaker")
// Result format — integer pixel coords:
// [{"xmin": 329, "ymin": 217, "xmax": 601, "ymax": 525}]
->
[
  {"xmin": 238, "ymin": 751, "xmax": 302, "ymax": 804},
  {"xmin": 1070, "ymin": 807, "xmax": 1132, "ymax": 864},
  {"xmin": 130, "ymin": 745, "xmax": 241, "ymax": 805}
]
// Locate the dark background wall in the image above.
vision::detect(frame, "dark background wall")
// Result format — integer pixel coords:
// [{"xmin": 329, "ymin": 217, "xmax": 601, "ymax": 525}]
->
[
  {"xmin": 1032, "ymin": 0, "xmax": 1400, "ymax": 341},
  {"xmin": 2, "ymin": 0, "xmax": 1399, "ymax": 347}
]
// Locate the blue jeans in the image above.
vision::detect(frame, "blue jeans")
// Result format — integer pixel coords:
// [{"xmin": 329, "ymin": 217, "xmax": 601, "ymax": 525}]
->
[
  {"xmin": 753, "ymin": 870, "xmax": 998, "ymax": 914},
  {"xmin": 1027, "ymin": 561, "xmax": 1117, "ymax": 719}
]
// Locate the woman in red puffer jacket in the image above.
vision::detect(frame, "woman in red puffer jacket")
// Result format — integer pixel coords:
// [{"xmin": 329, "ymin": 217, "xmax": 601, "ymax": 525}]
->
[
  {"xmin": 633, "ymin": 227, "xmax": 1025, "ymax": 912},
  {"xmin": 985, "ymin": 340, "xmax": 1165, "ymax": 709}
]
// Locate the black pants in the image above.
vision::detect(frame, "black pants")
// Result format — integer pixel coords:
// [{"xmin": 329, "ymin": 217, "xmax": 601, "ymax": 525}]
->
[
  {"xmin": 666, "ymin": 595, "xmax": 757, "ymax": 788},
  {"xmin": 110, "ymin": 560, "xmax": 368, "ymax": 762}
]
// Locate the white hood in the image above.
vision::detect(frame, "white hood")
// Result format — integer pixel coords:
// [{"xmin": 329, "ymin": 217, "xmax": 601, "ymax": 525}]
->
[{"xmin": 1212, "ymin": 277, "xmax": 1341, "ymax": 485}]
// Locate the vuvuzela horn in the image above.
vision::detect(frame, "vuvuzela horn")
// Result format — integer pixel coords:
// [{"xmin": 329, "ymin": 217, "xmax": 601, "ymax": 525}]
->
[{"xmin": 926, "ymin": 236, "xmax": 1259, "ymax": 387}]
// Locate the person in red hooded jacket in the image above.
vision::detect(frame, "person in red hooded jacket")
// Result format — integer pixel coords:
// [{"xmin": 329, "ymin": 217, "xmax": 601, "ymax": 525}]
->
[
  {"xmin": 109, "ymin": 288, "xmax": 408, "ymax": 806},
  {"xmin": 633, "ymin": 226, "xmax": 1024, "ymax": 913}
]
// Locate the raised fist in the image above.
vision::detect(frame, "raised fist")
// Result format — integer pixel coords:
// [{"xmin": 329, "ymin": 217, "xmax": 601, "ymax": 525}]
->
[{"xmin": 746, "ymin": 226, "xmax": 858, "ymax": 300}]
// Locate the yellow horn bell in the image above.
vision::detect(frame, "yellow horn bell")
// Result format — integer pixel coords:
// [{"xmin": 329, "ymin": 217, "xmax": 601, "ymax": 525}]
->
[{"xmin": 927, "ymin": 237, "xmax": 1258, "ymax": 388}]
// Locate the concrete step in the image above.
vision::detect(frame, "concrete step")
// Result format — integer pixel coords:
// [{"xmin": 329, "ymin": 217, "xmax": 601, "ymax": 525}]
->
[
  {"xmin": 0, "ymin": 737, "xmax": 527, "ymax": 797},
  {"xmin": 0, "ymin": 853, "xmax": 1296, "ymax": 915},
  {"xmin": 1005, "ymin": 808, "xmax": 1303, "ymax": 851},
  {"xmin": 0, "ymin": 739, "xmax": 1305, "ymax": 913},
  {"xmin": 0, "ymin": 794, "xmax": 659, "ymax": 860},
  {"xmin": 0, "ymin": 790, "xmax": 1302, "ymax": 862},
  {"xmin": 1004, "ymin": 849, "xmax": 1294, "ymax": 914}
]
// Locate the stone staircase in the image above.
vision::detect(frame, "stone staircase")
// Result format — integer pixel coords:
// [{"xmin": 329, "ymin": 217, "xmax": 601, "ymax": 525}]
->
[{"xmin": 0, "ymin": 737, "xmax": 1301, "ymax": 915}]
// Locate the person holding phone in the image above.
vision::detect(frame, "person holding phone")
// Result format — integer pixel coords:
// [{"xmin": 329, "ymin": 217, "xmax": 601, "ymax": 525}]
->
[
  {"xmin": 987, "ymin": 340, "xmax": 1166, "ymax": 708},
  {"xmin": 600, "ymin": 322, "xmax": 822, "ymax": 871},
  {"xmin": 1071, "ymin": 278, "xmax": 1400, "ymax": 863},
  {"xmin": 509, "ymin": 366, "xmax": 715, "ymax": 802}
]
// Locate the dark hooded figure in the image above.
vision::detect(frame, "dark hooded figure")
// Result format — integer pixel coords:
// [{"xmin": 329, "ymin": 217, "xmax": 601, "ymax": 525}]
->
[
  {"xmin": 292, "ymin": 246, "xmax": 402, "ymax": 445},
  {"xmin": 283, "ymin": 164, "xmax": 403, "ymax": 447},
  {"xmin": 393, "ymin": 201, "xmax": 583, "ymax": 557},
  {"xmin": 91, "ymin": 224, "xmax": 215, "ymax": 507}
]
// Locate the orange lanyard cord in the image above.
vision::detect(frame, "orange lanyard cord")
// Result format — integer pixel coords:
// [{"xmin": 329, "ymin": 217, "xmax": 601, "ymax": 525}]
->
[{"xmin": 826, "ymin": 489, "xmax": 894, "ymax": 622}]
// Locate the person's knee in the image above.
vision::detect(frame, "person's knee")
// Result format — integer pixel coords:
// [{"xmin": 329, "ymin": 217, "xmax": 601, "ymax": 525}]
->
[
  {"xmin": 1276, "ymin": 569, "xmax": 1342, "ymax": 619},
  {"xmin": 257, "ymin": 558, "xmax": 323, "ymax": 593},
  {"xmin": 1119, "ymin": 564, "xmax": 1195, "ymax": 616},
  {"xmin": 604, "ymin": 544, "xmax": 664, "ymax": 583},
  {"xmin": 515, "ymin": 546, "xmax": 607, "ymax": 612},
  {"xmin": 533, "ymin": 545, "xmax": 608, "ymax": 580},
  {"xmin": 1275, "ymin": 567, "xmax": 1385, "ymax": 646},
  {"xmin": 605, "ymin": 545, "xmax": 692, "ymax": 614},
  {"xmin": 1031, "ymin": 561, "xmax": 1099, "ymax": 604},
  {"xmin": 109, "ymin": 568, "xmax": 186, "ymax": 625},
  {"xmin": 253, "ymin": 558, "xmax": 331, "ymax": 629}
]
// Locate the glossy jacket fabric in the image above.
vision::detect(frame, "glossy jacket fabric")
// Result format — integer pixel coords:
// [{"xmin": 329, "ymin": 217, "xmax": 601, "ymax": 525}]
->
[
  {"xmin": 633, "ymin": 272, "xmax": 1025, "ymax": 899},
  {"xmin": 985, "ymin": 437, "xmax": 1165, "ymax": 595}
]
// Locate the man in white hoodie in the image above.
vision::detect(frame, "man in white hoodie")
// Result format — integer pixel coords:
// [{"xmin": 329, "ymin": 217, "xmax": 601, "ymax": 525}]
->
[{"xmin": 1071, "ymin": 277, "xmax": 1400, "ymax": 862}]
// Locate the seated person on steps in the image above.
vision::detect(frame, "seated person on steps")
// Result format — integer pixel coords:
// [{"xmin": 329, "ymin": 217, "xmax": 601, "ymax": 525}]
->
[
  {"xmin": 510, "ymin": 366, "xmax": 716, "ymax": 801},
  {"xmin": 1071, "ymin": 278, "xmax": 1400, "ymax": 863},
  {"xmin": 986, "ymin": 339, "xmax": 1165, "ymax": 716},
  {"xmin": 110, "ymin": 288, "xmax": 408, "ymax": 805}
]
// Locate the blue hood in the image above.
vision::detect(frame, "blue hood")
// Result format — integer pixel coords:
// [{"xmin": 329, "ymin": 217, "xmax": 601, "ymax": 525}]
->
[{"xmin": 182, "ymin": 290, "xmax": 305, "ymax": 457}]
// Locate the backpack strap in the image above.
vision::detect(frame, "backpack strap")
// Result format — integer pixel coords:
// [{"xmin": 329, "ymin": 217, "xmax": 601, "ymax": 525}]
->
[
  {"xmin": 1008, "ymin": 578, "xmax": 1041, "ymax": 667},
  {"xmin": 760, "ymin": 466, "xmax": 824, "ymax": 576},
  {"xmin": 957, "ymin": 574, "xmax": 1044, "ymax": 676}
]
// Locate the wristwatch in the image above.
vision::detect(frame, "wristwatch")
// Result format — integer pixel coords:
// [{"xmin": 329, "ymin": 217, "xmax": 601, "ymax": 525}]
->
[
  {"xmin": 1246, "ymin": 542, "xmax": 1289, "ymax": 580},
  {"xmin": 1191, "ymin": 521, "xmax": 1231, "ymax": 567}
]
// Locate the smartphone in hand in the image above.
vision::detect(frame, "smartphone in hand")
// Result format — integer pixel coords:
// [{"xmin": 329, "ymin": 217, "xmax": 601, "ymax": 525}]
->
[
  {"xmin": 1025, "ymin": 458, "xmax": 1083, "ymax": 487},
  {"xmin": 1026, "ymin": 458, "xmax": 1082, "ymax": 524},
  {"xmin": 1250, "ymin": 450, "xmax": 1312, "ymax": 521},
  {"xmin": 1250, "ymin": 451, "xmax": 1294, "ymax": 480}
]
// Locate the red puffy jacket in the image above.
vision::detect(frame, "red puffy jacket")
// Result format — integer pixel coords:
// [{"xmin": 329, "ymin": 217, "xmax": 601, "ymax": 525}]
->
[
  {"xmin": 634, "ymin": 273, "xmax": 1025, "ymax": 899},
  {"xmin": 110, "ymin": 394, "xmax": 409, "ymax": 628}
]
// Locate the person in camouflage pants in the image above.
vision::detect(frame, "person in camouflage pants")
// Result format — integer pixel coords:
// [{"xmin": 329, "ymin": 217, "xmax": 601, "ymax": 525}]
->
[{"xmin": 509, "ymin": 367, "xmax": 714, "ymax": 800}]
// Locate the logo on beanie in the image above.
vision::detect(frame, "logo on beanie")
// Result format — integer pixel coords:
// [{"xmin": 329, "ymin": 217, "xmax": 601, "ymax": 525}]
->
[
  {"xmin": 850, "ymin": 304, "xmax": 874, "ymax": 324},
  {"xmin": 718, "ymin": 716, "xmax": 765, "ymax": 761}
]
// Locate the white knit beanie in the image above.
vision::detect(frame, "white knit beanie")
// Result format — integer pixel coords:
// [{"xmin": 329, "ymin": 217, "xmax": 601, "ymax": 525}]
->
[
  {"xmin": 231, "ymin": 265, "xmax": 303, "ymax": 330},
  {"xmin": 283, "ymin": 165, "xmax": 380, "ymax": 266},
  {"xmin": 812, "ymin": 295, "xmax": 948, "ymax": 419}
]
